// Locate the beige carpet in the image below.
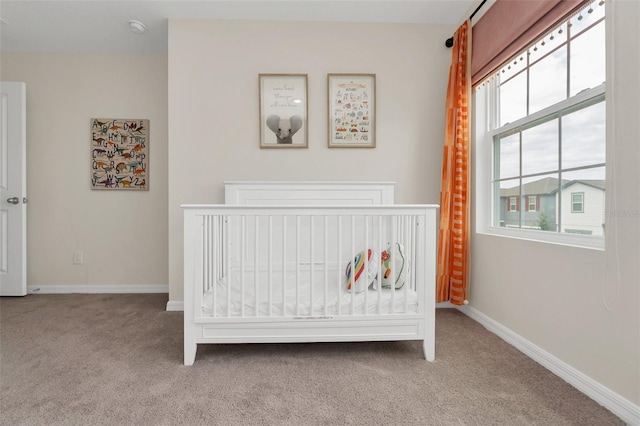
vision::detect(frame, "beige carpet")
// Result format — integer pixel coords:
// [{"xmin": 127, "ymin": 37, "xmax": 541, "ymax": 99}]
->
[{"xmin": 0, "ymin": 294, "xmax": 622, "ymax": 425}]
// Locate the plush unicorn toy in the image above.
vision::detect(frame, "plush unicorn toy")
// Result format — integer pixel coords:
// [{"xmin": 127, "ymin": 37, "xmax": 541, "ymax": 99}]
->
[{"xmin": 266, "ymin": 114, "xmax": 303, "ymax": 144}]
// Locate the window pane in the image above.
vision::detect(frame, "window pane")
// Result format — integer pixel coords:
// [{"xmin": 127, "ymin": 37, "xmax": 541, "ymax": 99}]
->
[
  {"xmin": 499, "ymin": 72, "xmax": 527, "ymax": 125},
  {"xmin": 568, "ymin": 4, "xmax": 605, "ymax": 38},
  {"xmin": 529, "ymin": 23, "xmax": 568, "ymax": 64},
  {"xmin": 522, "ymin": 119, "xmax": 559, "ymax": 176},
  {"xmin": 530, "ymin": 46, "xmax": 567, "ymax": 114},
  {"xmin": 562, "ymin": 101, "xmax": 606, "ymax": 169},
  {"xmin": 497, "ymin": 133, "xmax": 519, "ymax": 179},
  {"xmin": 560, "ymin": 167, "xmax": 605, "ymax": 236},
  {"xmin": 500, "ymin": 57, "xmax": 526, "ymax": 82},
  {"xmin": 496, "ymin": 179, "xmax": 520, "ymax": 228},
  {"xmin": 570, "ymin": 21, "xmax": 605, "ymax": 96},
  {"xmin": 522, "ymin": 174, "xmax": 559, "ymax": 231}
]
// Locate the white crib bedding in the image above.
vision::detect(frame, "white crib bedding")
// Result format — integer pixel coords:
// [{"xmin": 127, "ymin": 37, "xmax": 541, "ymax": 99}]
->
[{"xmin": 201, "ymin": 270, "xmax": 418, "ymax": 317}]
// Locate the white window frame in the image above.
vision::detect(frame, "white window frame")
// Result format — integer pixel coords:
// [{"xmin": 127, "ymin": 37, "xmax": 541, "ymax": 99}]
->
[
  {"xmin": 475, "ymin": 75, "xmax": 605, "ymax": 250},
  {"xmin": 528, "ymin": 195, "xmax": 537, "ymax": 212},
  {"xmin": 476, "ymin": 82, "xmax": 605, "ymax": 250}
]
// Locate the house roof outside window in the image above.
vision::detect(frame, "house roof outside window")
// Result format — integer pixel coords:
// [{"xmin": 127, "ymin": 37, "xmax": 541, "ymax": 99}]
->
[{"xmin": 500, "ymin": 177, "xmax": 605, "ymax": 197}]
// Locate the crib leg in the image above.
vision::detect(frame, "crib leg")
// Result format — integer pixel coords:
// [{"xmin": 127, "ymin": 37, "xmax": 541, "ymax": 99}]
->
[
  {"xmin": 185, "ymin": 341, "xmax": 197, "ymax": 366},
  {"xmin": 423, "ymin": 339, "xmax": 435, "ymax": 362}
]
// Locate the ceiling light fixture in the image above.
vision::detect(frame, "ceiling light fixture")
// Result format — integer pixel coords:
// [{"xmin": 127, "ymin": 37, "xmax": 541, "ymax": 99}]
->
[{"xmin": 128, "ymin": 20, "xmax": 147, "ymax": 35}]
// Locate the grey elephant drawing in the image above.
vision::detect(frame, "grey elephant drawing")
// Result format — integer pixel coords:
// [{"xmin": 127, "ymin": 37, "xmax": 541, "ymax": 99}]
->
[{"xmin": 266, "ymin": 114, "xmax": 303, "ymax": 144}]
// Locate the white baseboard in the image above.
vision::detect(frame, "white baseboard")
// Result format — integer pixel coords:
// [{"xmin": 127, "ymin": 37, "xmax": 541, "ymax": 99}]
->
[
  {"xmin": 166, "ymin": 300, "xmax": 184, "ymax": 311},
  {"xmin": 28, "ymin": 284, "xmax": 168, "ymax": 294},
  {"xmin": 436, "ymin": 301, "xmax": 458, "ymax": 308},
  {"xmin": 458, "ymin": 305, "xmax": 640, "ymax": 425}
]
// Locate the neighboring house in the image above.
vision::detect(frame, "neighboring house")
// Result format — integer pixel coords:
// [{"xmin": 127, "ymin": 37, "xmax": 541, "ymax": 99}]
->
[
  {"xmin": 559, "ymin": 180, "xmax": 606, "ymax": 236},
  {"xmin": 499, "ymin": 177, "xmax": 562, "ymax": 231},
  {"xmin": 499, "ymin": 177, "xmax": 605, "ymax": 235}
]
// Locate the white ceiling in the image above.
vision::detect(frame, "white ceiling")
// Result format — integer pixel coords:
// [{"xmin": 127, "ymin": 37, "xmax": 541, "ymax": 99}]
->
[{"xmin": 0, "ymin": 0, "xmax": 477, "ymax": 54}]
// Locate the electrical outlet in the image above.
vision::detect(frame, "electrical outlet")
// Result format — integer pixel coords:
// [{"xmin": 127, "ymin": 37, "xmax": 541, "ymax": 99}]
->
[{"xmin": 73, "ymin": 250, "xmax": 83, "ymax": 265}]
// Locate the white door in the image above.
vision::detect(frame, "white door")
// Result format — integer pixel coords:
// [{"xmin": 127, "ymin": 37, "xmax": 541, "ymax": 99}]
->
[{"xmin": 0, "ymin": 82, "xmax": 27, "ymax": 296}]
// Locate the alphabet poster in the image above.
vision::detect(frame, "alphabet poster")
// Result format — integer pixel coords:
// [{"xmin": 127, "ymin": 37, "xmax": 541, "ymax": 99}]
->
[
  {"xmin": 328, "ymin": 74, "xmax": 376, "ymax": 148},
  {"xmin": 91, "ymin": 118, "xmax": 149, "ymax": 190}
]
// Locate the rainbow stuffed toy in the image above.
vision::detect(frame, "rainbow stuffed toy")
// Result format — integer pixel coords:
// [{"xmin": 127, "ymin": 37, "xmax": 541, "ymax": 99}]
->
[{"xmin": 345, "ymin": 249, "xmax": 379, "ymax": 293}]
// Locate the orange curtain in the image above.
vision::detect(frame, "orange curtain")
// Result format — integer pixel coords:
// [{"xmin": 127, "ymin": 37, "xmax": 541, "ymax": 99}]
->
[{"xmin": 437, "ymin": 20, "xmax": 471, "ymax": 305}]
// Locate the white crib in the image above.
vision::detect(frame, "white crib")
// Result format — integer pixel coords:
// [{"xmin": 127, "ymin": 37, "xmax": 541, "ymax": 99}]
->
[{"xmin": 182, "ymin": 182, "xmax": 438, "ymax": 365}]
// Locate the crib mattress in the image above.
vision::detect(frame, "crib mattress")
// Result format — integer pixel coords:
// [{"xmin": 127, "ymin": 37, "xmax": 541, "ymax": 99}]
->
[{"xmin": 201, "ymin": 270, "xmax": 418, "ymax": 317}]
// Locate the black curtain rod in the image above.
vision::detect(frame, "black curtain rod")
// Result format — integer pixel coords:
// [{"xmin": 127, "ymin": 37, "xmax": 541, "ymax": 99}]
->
[{"xmin": 445, "ymin": 0, "xmax": 488, "ymax": 47}]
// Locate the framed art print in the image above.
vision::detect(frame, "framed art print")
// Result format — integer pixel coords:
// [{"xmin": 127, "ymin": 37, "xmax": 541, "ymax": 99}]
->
[
  {"xmin": 91, "ymin": 118, "xmax": 149, "ymax": 190},
  {"xmin": 328, "ymin": 74, "xmax": 376, "ymax": 148},
  {"xmin": 259, "ymin": 74, "xmax": 308, "ymax": 149}
]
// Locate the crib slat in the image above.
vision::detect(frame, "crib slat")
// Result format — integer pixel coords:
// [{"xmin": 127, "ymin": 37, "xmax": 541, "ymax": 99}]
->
[
  {"xmin": 309, "ymin": 216, "xmax": 314, "ymax": 317},
  {"xmin": 296, "ymin": 216, "xmax": 300, "ymax": 317},
  {"xmin": 282, "ymin": 215, "xmax": 287, "ymax": 317},
  {"xmin": 377, "ymin": 215, "xmax": 382, "ymax": 315},
  {"xmin": 364, "ymin": 215, "xmax": 369, "ymax": 315},
  {"xmin": 217, "ymin": 216, "xmax": 220, "ymax": 283},
  {"xmin": 202, "ymin": 216, "xmax": 207, "ymax": 301},
  {"xmin": 324, "ymin": 215, "xmax": 328, "ymax": 316},
  {"xmin": 211, "ymin": 215, "xmax": 217, "ymax": 318},
  {"xmin": 413, "ymin": 215, "xmax": 418, "ymax": 291},
  {"xmin": 350, "ymin": 215, "xmax": 355, "ymax": 316},
  {"xmin": 217, "ymin": 216, "xmax": 221, "ymax": 283},
  {"xmin": 409, "ymin": 215, "xmax": 414, "ymax": 291},
  {"xmin": 398, "ymin": 215, "xmax": 403, "ymax": 313},
  {"xmin": 403, "ymin": 215, "xmax": 409, "ymax": 314},
  {"xmin": 268, "ymin": 215, "xmax": 273, "ymax": 317},
  {"xmin": 255, "ymin": 215, "xmax": 259, "ymax": 317},
  {"xmin": 208, "ymin": 216, "xmax": 212, "ymax": 292},
  {"xmin": 206, "ymin": 215, "xmax": 211, "ymax": 317},
  {"xmin": 337, "ymin": 216, "xmax": 342, "ymax": 316},
  {"xmin": 209, "ymin": 216, "xmax": 214, "ymax": 290},
  {"xmin": 241, "ymin": 215, "xmax": 246, "ymax": 318},
  {"xmin": 195, "ymin": 216, "xmax": 205, "ymax": 320},
  {"xmin": 222, "ymin": 215, "xmax": 226, "ymax": 283},
  {"xmin": 202, "ymin": 215, "xmax": 210, "ymax": 317},
  {"xmin": 390, "ymin": 215, "xmax": 397, "ymax": 314},
  {"xmin": 219, "ymin": 215, "xmax": 223, "ymax": 283},
  {"xmin": 224, "ymin": 216, "xmax": 230, "ymax": 317}
]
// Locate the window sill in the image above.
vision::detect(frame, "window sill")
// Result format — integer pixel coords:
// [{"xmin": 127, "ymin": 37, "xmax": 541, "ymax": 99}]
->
[{"xmin": 477, "ymin": 226, "xmax": 605, "ymax": 251}]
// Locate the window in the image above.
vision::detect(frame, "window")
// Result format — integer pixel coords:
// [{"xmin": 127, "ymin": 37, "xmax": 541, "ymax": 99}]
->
[
  {"xmin": 476, "ymin": 2, "xmax": 606, "ymax": 247},
  {"xmin": 509, "ymin": 196, "xmax": 518, "ymax": 211},
  {"xmin": 571, "ymin": 193, "xmax": 584, "ymax": 213}
]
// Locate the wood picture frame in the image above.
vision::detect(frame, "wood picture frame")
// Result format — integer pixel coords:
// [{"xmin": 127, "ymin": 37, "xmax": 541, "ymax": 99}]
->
[
  {"xmin": 259, "ymin": 74, "xmax": 308, "ymax": 149},
  {"xmin": 327, "ymin": 73, "xmax": 376, "ymax": 148}
]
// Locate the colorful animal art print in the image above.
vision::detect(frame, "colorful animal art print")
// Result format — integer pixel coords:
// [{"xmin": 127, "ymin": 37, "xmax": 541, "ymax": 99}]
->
[
  {"xmin": 91, "ymin": 118, "xmax": 149, "ymax": 190},
  {"xmin": 328, "ymin": 74, "xmax": 376, "ymax": 148}
]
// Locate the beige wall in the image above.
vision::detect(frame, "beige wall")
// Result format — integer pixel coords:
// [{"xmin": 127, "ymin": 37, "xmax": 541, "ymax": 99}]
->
[
  {"xmin": 469, "ymin": 0, "xmax": 640, "ymax": 405},
  {"xmin": 168, "ymin": 20, "xmax": 452, "ymax": 302},
  {"xmin": 1, "ymin": 53, "xmax": 168, "ymax": 289}
]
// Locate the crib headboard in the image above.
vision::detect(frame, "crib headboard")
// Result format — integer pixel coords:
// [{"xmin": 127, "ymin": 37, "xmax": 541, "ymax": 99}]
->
[{"xmin": 224, "ymin": 181, "xmax": 395, "ymax": 205}]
